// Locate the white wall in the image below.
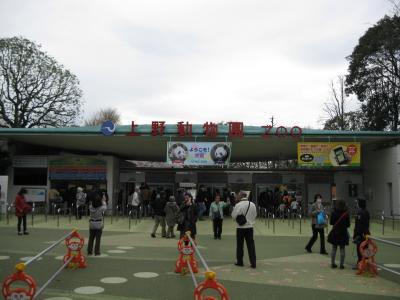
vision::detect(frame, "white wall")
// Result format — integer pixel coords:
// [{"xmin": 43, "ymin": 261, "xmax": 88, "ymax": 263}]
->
[{"xmin": 363, "ymin": 145, "xmax": 400, "ymax": 216}]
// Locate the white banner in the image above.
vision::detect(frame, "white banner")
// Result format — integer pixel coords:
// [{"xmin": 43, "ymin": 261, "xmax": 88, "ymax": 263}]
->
[
  {"xmin": 167, "ymin": 142, "xmax": 231, "ymax": 166},
  {"xmin": 0, "ymin": 176, "xmax": 8, "ymax": 213}
]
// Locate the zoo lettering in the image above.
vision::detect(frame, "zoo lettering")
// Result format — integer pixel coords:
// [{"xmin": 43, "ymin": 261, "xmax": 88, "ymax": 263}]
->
[{"xmin": 128, "ymin": 121, "xmax": 302, "ymax": 138}]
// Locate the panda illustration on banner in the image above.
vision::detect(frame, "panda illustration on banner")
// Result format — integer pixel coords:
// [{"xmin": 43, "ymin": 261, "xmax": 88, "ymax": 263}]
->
[
  {"xmin": 210, "ymin": 143, "xmax": 230, "ymax": 164},
  {"xmin": 168, "ymin": 143, "xmax": 188, "ymax": 163}
]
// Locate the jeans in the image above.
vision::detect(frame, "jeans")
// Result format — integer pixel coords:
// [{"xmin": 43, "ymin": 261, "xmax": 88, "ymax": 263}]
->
[
  {"xmin": 152, "ymin": 215, "xmax": 166, "ymax": 237},
  {"xmin": 166, "ymin": 225, "xmax": 175, "ymax": 238},
  {"xmin": 197, "ymin": 202, "xmax": 206, "ymax": 218},
  {"xmin": 88, "ymin": 229, "xmax": 103, "ymax": 255},
  {"xmin": 17, "ymin": 215, "xmax": 27, "ymax": 233},
  {"xmin": 331, "ymin": 245, "xmax": 345, "ymax": 266},
  {"xmin": 306, "ymin": 224, "xmax": 326, "ymax": 253},
  {"xmin": 213, "ymin": 218, "xmax": 223, "ymax": 238}
]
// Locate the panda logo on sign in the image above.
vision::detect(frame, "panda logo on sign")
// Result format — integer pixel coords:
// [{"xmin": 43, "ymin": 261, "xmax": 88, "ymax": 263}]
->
[
  {"xmin": 210, "ymin": 144, "xmax": 230, "ymax": 164},
  {"xmin": 168, "ymin": 143, "xmax": 188, "ymax": 163}
]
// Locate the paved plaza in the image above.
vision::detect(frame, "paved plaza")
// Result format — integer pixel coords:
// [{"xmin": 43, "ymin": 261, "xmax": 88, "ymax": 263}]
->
[{"xmin": 0, "ymin": 215, "xmax": 399, "ymax": 300}]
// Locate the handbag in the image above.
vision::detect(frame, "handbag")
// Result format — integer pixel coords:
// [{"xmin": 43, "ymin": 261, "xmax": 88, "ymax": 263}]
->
[{"xmin": 236, "ymin": 201, "xmax": 251, "ymax": 226}]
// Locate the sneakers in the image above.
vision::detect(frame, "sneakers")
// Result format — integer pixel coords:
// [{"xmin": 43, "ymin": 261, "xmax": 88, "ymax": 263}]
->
[
  {"xmin": 18, "ymin": 232, "xmax": 23, "ymax": 236},
  {"xmin": 151, "ymin": 233, "xmax": 156, "ymax": 238},
  {"xmin": 339, "ymin": 265, "xmax": 345, "ymax": 269},
  {"xmin": 234, "ymin": 262, "xmax": 244, "ymax": 267},
  {"xmin": 331, "ymin": 264, "xmax": 338, "ymax": 269},
  {"xmin": 305, "ymin": 247, "xmax": 312, "ymax": 253},
  {"xmin": 23, "ymin": 232, "xmax": 29, "ymax": 235},
  {"xmin": 250, "ymin": 264, "xmax": 256, "ymax": 269},
  {"xmin": 320, "ymin": 251, "xmax": 328, "ymax": 255}
]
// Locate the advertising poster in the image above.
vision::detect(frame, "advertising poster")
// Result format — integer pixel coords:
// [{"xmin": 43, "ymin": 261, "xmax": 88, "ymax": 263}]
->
[
  {"xmin": 167, "ymin": 142, "xmax": 232, "ymax": 166},
  {"xmin": 298, "ymin": 142, "xmax": 361, "ymax": 168}
]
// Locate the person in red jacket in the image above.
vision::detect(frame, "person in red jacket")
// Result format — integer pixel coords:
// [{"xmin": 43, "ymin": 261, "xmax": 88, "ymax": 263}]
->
[{"xmin": 15, "ymin": 188, "xmax": 31, "ymax": 235}]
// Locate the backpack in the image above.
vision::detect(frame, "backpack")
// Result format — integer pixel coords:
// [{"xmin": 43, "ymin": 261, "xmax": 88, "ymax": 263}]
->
[{"xmin": 317, "ymin": 211, "xmax": 327, "ymax": 225}]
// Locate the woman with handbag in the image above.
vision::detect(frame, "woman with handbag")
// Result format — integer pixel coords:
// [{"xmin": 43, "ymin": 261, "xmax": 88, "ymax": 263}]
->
[
  {"xmin": 327, "ymin": 200, "xmax": 350, "ymax": 269},
  {"xmin": 305, "ymin": 194, "xmax": 328, "ymax": 254},
  {"xmin": 15, "ymin": 188, "xmax": 31, "ymax": 235}
]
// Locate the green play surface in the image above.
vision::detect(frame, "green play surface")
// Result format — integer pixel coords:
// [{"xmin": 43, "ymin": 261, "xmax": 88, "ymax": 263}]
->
[{"xmin": 0, "ymin": 215, "xmax": 399, "ymax": 300}]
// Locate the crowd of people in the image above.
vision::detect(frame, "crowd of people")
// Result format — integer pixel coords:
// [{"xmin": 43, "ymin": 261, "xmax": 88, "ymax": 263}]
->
[{"xmin": 13, "ymin": 183, "xmax": 371, "ymax": 270}]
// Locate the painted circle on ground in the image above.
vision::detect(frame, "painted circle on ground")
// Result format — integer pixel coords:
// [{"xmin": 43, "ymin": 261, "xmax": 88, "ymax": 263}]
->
[
  {"xmin": 133, "ymin": 272, "xmax": 159, "ymax": 278},
  {"xmin": 74, "ymin": 286, "xmax": 104, "ymax": 295},
  {"xmin": 100, "ymin": 277, "xmax": 128, "ymax": 284},
  {"xmin": 44, "ymin": 297, "xmax": 73, "ymax": 300},
  {"xmin": 0, "ymin": 256, "xmax": 10, "ymax": 260},
  {"xmin": 92, "ymin": 254, "xmax": 109, "ymax": 258},
  {"xmin": 117, "ymin": 246, "xmax": 134, "ymax": 250},
  {"xmin": 384, "ymin": 264, "xmax": 400, "ymax": 268},
  {"xmin": 20, "ymin": 257, "xmax": 42, "ymax": 262},
  {"xmin": 107, "ymin": 250, "xmax": 126, "ymax": 254},
  {"xmin": 55, "ymin": 256, "xmax": 64, "ymax": 260}
]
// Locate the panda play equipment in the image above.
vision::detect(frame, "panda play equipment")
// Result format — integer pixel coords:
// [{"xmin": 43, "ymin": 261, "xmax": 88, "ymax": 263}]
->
[
  {"xmin": 2, "ymin": 229, "xmax": 86, "ymax": 300},
  {"xmin": 175, "ymin": 232, "xmax": 229, "ymax": 300}
]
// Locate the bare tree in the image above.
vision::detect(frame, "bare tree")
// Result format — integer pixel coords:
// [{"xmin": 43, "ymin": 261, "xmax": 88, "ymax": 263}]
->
[
  {"xmin": 389, "ymin": 0, "xmax": 400, "ymax": 15},
  {"xmin": 84, "ymin": 107, "xmax": 121, "ymax": 126},
  {"xmin": 323, "ymin": 76, "xmax": 347, "ymax": 130},
  {"xmin": 0, "ymin": 37, "xmax": 83, "ymax": 128}
]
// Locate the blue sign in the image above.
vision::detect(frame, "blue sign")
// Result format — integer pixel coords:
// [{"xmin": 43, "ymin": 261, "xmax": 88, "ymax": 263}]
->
[{"xmin": 101, "ymin": 120, "xmax": 116, "ymax": 136}]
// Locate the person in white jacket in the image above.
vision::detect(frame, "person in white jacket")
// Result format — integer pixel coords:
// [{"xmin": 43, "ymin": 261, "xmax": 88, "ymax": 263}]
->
[
  {"xmin": 129, "ymin": 187, "xmax": 141, "ymax": 219},
  {"xmin": 231, "ymin": 192, "xmax": 257, "ymax": 269}
]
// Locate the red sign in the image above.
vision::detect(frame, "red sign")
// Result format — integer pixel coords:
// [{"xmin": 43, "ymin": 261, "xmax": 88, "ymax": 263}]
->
[
  {"xmin": 228, "ymin": 122, "xmax": 244, "ymax": 137},
  {"xmin": 126, "ymin": 121, "xmax": 302, "ymax": 138},
  {"xmin": 177, "ymin": 121, "xmax": 192, "ymax": 137},
  {"xmin": 203, "ymin": 122, "xmax": 218, "ymax": 137},
  {"xmin": 151, "ymin": 121, "xmax": 165, "ymax": 136}
]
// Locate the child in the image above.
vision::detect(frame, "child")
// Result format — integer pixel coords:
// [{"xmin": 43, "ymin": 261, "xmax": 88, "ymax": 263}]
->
[
  {"xmin": 164, "ymin": 195, "xmax": 179, "ymax": 238},
  {"xmin": 87, "ymin": 190, "xmax": 107, "ymax": 256}
]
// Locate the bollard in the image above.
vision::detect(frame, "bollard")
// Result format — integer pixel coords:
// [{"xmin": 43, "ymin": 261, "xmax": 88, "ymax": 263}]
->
[
  {"xmin": 116, "ymin": 205, "xmax": 119, "ymax": 222},
  {"xmin": 272, "ymin": 214, "xmax": 275, "ymax": 234},
  {"xmin": 382, "ymin": 212, "xmax": 385, "ymax": 235},
  {"xmin": 128, "ymin": 210, "xmax": 132, "ymax": 230},
  {"xmin": 57, "ymin": 208, "xmax": 61, "ymax": 227},
  {"xmin": 264, "ymin": 209, "xmax": 267, "ymax": 225},
  {"xmin": 292, "ymin": 213, "xmax": 295, "ymax": 229},
  {"xmin": 299, "ymin": 214, "xmax": 302, "ymax": 234},
  {"xmin": 69, "ymin": 204, "xmax": 72, "ymax": 224},
  {"xmin": 53, "ymin": 204, "xmax": 57, "ymax": 219},
  {"xmin": 267, "ymin": 213, "xmax": 270, "ymax": 229},
  {"xmin": 7, "ymin": 205, "xmax": 10, "ymax": 225},
  {"xmin": 393, "ymin": 215, "xmax": 395, "ymax": 232},
  {"xmin": 31, "ymin": 203, "xmax": 35, "ymax": 227},
  {"xmin": 111, "ymin": 209, "xmax": 113, "ymax": 225}
]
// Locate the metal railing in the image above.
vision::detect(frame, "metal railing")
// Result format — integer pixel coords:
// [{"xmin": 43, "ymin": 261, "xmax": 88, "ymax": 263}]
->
[{"xmin": 369, "ymin": 236, "xmax": 400, "ymax": 276}]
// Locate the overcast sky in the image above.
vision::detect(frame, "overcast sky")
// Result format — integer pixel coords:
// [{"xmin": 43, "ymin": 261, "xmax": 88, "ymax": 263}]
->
[{"xmin": 0, "ymin": 0, "xmax": 393, "ymax": 128}]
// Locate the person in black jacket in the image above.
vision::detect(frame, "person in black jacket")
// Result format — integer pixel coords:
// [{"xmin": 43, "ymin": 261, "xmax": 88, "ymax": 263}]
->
[
  {"xmin": 327, "ymin": 200, "xmax": 350, "ymax": 269},
  {"xmin": 150, "ymin": 190, "xmax": 167, "ymax": 238},
  {"xmin": 353, "ymin": 198, "xmax": 370, "ymax": 265},
  {"xmin": 177, "ymin": 193, "xmax": 198, "ymax": 239}
]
